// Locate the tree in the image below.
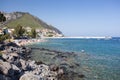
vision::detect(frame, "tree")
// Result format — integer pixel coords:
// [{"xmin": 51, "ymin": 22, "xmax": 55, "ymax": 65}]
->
[
  {"xmin": 14, "ymin": 24, "xmax": 25, "ymax": 38},
  {"xmin": 0, "ymin": 34, "xmax": 11, "ymax": 42},
  {"xmin": 0, "ymin": 12, "xmax": 6, "ymax": 22},
  {"xmin": 30, "ymin": 28, "xmax": 37, "ymax": 38},
  {"xmin": 0, "ymin": 13, "xmax": 10, "ymax": 42}
]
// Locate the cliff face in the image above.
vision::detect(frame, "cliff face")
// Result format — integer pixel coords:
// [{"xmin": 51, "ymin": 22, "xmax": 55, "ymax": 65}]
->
[
  {"xmin": 3, "ymin": 12, "xmax": 25, "ymax": 20},
  {"xmin": 0, "ymin": 12, "xmax": 63, "ymax": 37}
]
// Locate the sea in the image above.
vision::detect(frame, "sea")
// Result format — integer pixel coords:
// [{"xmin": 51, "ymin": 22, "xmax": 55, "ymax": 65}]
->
[{"xmin": 29, "ymin": 37, "xmax": 120, "ymax": 80}]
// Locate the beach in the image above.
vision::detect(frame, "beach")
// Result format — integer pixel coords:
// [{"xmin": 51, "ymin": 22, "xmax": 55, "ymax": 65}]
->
[{"xmin": 13, "ymin": 38, "xmax": 47, "ymax": 46}]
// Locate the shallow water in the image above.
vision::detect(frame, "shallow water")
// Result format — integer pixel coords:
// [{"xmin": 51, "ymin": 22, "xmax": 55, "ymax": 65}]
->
[{"xmin": 28, "ymin": 38, "xmax": 120, "ymax": 80}]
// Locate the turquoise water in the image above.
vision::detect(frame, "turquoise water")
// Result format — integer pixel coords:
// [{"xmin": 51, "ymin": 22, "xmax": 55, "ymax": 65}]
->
[{"xmin": 30, "ymin": 38, "xmax": 120, "ymax": 80}]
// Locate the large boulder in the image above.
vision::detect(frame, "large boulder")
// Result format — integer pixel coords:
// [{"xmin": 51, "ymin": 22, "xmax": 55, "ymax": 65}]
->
[
  {"xmin": 12, "ymin": 64, "xmax": 21, "ymax": 74},
  {"xmin": 19, "ymin": 73, "xmax": 42, "ymax": 80},
  {"xmin": 2, "ymin": 53, "xmax": 9, "ymax": 60},
  {"xmin": 19, "ymin": 59, "xmax": 28, "ymax": 70},
  {"xmin": 27, "ymin": 60, "xmax": 36, "ymax": 69},
  {"xmin": 2, "ymin": 53, "xmax": 19, "ymax": 63},
  {"xmin": 49, "ymin": 64, "xmax": 59, "ymax": 71},
  {"xmin": 58, "ymin": 69, "xmax": 64, "ymax": 75},
  {"xmin": 25, "ymin": 47, "xmax": 31, "ymax": 53},
  {"xmin": 0, "ymin": 60, "xmax": 14, "ymax": 76},
  {"xmin": 5, "ymin": 46, "xmax": 18, "ymax": 53},
  {"xmin": 17, "ymin": 46, "xmax": 31, "ymax": 54},
  {"xmin": 33, "ymin": 64, "xmax": 49, "ymax": 76}
]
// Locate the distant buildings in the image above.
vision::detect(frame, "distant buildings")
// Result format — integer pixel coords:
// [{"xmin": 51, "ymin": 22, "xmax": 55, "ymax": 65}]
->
[
  {"xmin": 8, "ymin": 29, "xmax": 14, "ymax": 34},
  {"xmin": 25, "ymin": 27, "xmax": 32, "ymax": 32},
  {"xmin": 0, "ymin": 27, "xmax": 63, "ymax": 38},
  {"xmin": 39, "ymin": 29, "xmax": 63, "ymax": 37},
  {"xmin": 0, "ymin": 28, "xmax": 3, "ymax": 35},
  {"xmin": 0, "ymin": 28, "xmax": 14, "ymax": 35},
  {"xmin": 25, "ymin": 27, "xmax": 63, "ymax": 37}
]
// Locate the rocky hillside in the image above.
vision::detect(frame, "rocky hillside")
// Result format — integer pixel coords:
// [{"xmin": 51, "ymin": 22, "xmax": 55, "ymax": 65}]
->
[{"xmin": 0, "ymin": 11, "xmax": 63, "ymax": 37}]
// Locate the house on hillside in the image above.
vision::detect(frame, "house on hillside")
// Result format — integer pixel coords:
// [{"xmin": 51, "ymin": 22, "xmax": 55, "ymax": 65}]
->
[
  {"xmin": 8, "ymin": 29, "xmax": 14, "ymax": 34},
  {"xmin": 25, "ymin": 27, "xmax": 32, "ymax": 32},
  {"xmin": 2, "ymin": 27, "xmax": 9, "ymax": 35},
  {"xmin": 36, "ymin": 29, "xmax": 43, "ymax": 38},
  {"xmin": 0, "ymin": 28, "xmax": 3, "ymax": 35},
  {"xmin": 0, "ymin": 28, "xmax": 14, "ymax": 35}
]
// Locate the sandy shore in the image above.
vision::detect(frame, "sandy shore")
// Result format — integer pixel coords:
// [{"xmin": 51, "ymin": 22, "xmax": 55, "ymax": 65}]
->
[{"xmin": 13, "ymin": 38, "xmax": 46, "ymax": 46}]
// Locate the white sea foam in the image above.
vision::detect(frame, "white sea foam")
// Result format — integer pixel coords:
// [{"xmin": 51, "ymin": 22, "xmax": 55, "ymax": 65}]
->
[{"xmin": 44, "ymin": 36, "xmax": 112, "ymax": 39}]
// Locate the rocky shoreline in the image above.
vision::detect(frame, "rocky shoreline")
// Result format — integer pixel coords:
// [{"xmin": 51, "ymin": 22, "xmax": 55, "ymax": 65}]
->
[
  {"xmin": 0, "ymin": 42, "xmax": 85, "ymax": 80},
  {"xmin": 0, "ymin": 42, "xmax": 63, "ymax": 80},
  {"xmin": 30, "ymin": 47, "xmax": 85, "ymax": 80}
]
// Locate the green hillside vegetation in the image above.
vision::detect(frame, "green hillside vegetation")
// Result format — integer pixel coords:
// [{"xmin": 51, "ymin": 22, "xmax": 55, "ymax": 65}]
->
[
  {"xmin": 1, "ymin": 12, "xmax": 63, "ymax": 35},
  {"xmin": 5, "ymin": 14, "xmax": 43, "ymax": 29}
]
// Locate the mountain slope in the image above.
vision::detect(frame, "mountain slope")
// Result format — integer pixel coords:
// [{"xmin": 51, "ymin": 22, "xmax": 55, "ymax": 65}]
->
[
  {"xmin": 0, "ymin": 12, "xmax": 63, "ymax": 35},
  {"xmin": 6, "ymin": 13, "xmax": 44, "ymax": 29}
]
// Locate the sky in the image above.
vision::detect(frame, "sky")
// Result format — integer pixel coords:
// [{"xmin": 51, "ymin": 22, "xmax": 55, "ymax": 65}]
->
[{"xmin": 0, "ymin": 0, "xmax": 120, "ymax": 37}]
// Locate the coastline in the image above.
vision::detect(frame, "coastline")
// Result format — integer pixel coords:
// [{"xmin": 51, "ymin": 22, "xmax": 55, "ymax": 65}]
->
[
  {"xmin": 43, "ymin": 36, "xmax": 112, "ymax": 39},
  {"xmin": 13, "ymin": 38, "xmax": 47, "ymax": 46},
  {"xmin": 0, "ymin": 40, "xmax": 85, "ymax": 80},
  {"xmin": 12, "ymin": 36, "xmax": 113, "ymax": 47},
  {"xmin": 1, "ymin": 38, "xmax": 119, "ymax": 80}
]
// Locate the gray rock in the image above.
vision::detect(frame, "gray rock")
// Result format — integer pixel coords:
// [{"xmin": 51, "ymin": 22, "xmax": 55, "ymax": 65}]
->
[
  {"xmin": 27, "ymin": 60, "xmax": 36, "ymax": 68},
  {"xmin": 17, "ymin": 47, "xmax": 25, "ymax": 54},
  {"xmin": 49, "ymin": 64, "xmax": 59, "ymax": 71},
  {"xmin": 58, "ymin": 69, "xmax": 64, "ymax": 75},
  {"xmin": 6, "ymin": 46, "xmax": 17, "ymax": 53},
  {"xmin": 38, "ymin": 64, "xmax": 50, "ymax": 78},
  {"xmin": 18, "ymin": 46, "xmax": 31, "ymax": 54},
  {"xmin": 46, "ymin": 76, "xmax": 57, "ymax": 80},
  {"xmin": 19, "ymin": 59, "xmax": 28, "ymax": 70},
  {"xmin": 0, "ymin": 74, "xmax": 12, "ymax": 80},
  {"xmin": 13, "ymin": 59, "xmax": 22, "ymax": 68},
  {"xmin": 32, "ymin": 68, "xmax": 41, "ymax": 75},
  {"xmin": 10, "ymin": 53, "xmax": 19, "ymax": 57},
  {"xmin": 0, "ymin": 60, "xmax": 14, "ymax": 76},
  {"xmin": 2, "ymin": 53, "xmax": 19, "ymax": 63},
  {"xmin": 2, "ymin": 53, "xmax": 9, "ymax": 60},
  {"xmin": 0, "ymin": 44, "xmax": 5, "ymax": 50},
  {"xmin": 47, "ymin": 71, "xmax": 57, "ymax": 77},
  {"xmin": 19, "ymin": 73, "xmax": 42, "ymax": 80},
  {"xmin": 12, "ymin": 64, "xmax": 21, "ymax": 73},
  {"xmin": 25, "ymin": 47, "xmax": 31, "ymax": 53}
]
